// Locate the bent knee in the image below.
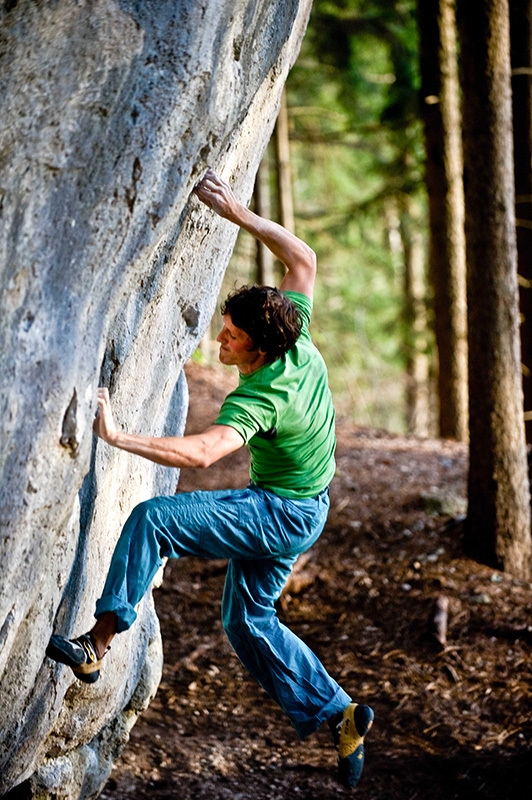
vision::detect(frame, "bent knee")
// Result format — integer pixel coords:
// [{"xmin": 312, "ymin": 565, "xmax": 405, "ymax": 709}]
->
[
  {"xmin": 127, "ymin": 496, "xmax": 168, "ymax": 525},
  {"xmin": 222, "ymin": 605, "xmax": 275, "ymax": 641},
  {"xmin": 134, "ymin": 496, "xmax": 161, "ymax": 514}
]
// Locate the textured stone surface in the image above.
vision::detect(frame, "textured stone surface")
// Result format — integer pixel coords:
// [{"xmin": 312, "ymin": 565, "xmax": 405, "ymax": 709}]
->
[{"xmin": 0, "ymin": 0, "xmax": 311, "ymax": 796}]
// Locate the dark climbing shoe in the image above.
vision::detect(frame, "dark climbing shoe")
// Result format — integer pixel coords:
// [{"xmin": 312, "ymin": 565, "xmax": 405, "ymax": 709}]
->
[
  {"xmin": 331, "ymin": 703, "xmax": 374, "ymax": 789},
  {"xmin": 46, "ymin": 632, "xmax": 103, "ymax": 684}
]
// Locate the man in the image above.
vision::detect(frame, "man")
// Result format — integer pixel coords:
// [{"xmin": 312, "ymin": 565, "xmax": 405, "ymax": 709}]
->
[{"xmin": 47, "ymin": 169, "xmax": 374, "ymax": 789}]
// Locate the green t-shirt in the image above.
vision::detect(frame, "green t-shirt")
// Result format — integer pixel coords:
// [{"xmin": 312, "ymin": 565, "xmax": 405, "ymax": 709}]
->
[{"xmin": 215, "ymin": 291, "xmax": 336, "ymax": 498}]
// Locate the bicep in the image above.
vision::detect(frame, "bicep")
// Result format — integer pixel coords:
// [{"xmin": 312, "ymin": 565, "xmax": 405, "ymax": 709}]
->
[{"xmin": 278, "ymin": 250, "xmax": 317, "ymax": 299}]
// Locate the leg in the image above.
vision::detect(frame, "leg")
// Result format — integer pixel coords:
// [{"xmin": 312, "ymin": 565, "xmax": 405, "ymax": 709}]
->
[
  {"xmin": 222, "ymin": 556, "xmax": 351, "ymax": 739},
  {"xmin": 94, "ymin": 484, "xmax": 332, "ymax": 633},
  {"xmin": 48, "ymin": 487, "xmax": 257, "ymax": 677},
  {"xmin": 91, "ymin": 612, "xmax": 117, "ymax": 657}
]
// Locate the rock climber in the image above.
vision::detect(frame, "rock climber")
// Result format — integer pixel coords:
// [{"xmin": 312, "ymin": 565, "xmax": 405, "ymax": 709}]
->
[{"xmin": 46, "ymin": 168, "xmax": 374, "ymax": 789}]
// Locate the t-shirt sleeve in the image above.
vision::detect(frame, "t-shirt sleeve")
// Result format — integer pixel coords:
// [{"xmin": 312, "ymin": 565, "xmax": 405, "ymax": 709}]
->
[
  {"xmin": 215, "ymin": 389, "xmax": 277, "ymax": 444},
  {"xmin": 284, "ymin": 290, "xmax": 312, "ymax": 338}
]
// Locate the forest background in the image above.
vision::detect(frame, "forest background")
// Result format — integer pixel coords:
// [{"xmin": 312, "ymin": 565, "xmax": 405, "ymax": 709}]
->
[
  {"xmin": 198, "ymin": 0, "xmax": 532, "ymax": 583},
  {"xmin": 202, "ymin": 0, "xmax": 440, "ymax": 435}
]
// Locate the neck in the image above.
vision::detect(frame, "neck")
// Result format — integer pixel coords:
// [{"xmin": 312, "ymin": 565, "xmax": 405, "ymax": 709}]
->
[{"xmin": 238, "ymin": 352, "xmax": 268, "ymax": 375}]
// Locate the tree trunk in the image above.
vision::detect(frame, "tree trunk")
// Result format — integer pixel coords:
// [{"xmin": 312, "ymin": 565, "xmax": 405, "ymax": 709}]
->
[
  {"xmin": 458, "ymin": 0, "xmax": 531, "ymax": 579},
  {"xmin": 510, "ymin": 0, "xmax": 532, "ymax": 443},
  {"xmin": 418, "ymin": 0, "xmax": 468, "ymax": 441},
  {"xmin": 274, "ymin": 88, "xmax": 295, "ymax": 233},
  {"xmin": 253, "ymin": 153, "xmax": 275, "ymax": 286},
  {"xmin": 400, "ymin": 198, "xmax": 431, "ymax": 437}
]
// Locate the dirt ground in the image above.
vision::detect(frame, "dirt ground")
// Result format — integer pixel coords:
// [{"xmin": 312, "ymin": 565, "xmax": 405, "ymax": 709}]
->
[{"xmin": 100, "ymin": 362, "xmax": 531, "ymax": 800}]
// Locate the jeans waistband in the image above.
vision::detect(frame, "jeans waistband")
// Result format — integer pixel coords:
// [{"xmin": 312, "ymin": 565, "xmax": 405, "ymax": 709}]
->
[{"xmin": 249, "ymin": 483, "xmax": 329, "ymax": 501}]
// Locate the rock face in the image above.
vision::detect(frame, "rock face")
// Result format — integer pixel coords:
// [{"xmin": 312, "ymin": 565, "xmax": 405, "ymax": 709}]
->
[{"xmin": 0, "ymin": 1, "xmax": 311, "ymax": 796}]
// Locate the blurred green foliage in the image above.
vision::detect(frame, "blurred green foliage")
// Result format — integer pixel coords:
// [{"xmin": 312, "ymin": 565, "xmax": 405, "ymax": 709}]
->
[{"xmin": 215, "ymin": 0, "xmax": 428, "ymax": 433}]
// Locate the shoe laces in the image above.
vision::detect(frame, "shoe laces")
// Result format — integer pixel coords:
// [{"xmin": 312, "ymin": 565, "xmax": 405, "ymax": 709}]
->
[{"xmin": 76, "ymin": 634, "xmax": 99, "ymax": 664}]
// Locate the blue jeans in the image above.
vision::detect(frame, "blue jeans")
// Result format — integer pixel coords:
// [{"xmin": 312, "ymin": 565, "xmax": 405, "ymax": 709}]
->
[{"xmin": 95, "ymin": 484, "xmax": 351, "ymax": 738}]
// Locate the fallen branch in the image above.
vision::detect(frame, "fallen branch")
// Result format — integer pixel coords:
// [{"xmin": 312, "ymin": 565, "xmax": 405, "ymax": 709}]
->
[{"xmin": 427, "ymin": 594, "xmax": 449, "ymax": 650}]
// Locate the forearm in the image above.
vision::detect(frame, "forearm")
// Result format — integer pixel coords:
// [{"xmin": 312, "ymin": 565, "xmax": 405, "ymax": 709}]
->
[
  {"xmin": 101, "ymin": 424, "xmax": 243, "ymax": 469},
  {"xmin": 94, "ymin": 386, "xmax": 242, "ymax": 467},
  {"xmin": 105, "ymin": 430, "xmax": 207, "ymax": 468},
  {"xmin": 227, "ymin": 203, "xmax": 316, "ymax": 274},
  {"xmin": 194, "ymin": 168, "xmax": 316, "ymax": 296}
]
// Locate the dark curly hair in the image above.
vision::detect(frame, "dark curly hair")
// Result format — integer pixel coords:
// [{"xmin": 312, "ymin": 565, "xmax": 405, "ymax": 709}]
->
[{"xmin": 221, "ymin": 284, "xmax": 303, "ymax": 364}]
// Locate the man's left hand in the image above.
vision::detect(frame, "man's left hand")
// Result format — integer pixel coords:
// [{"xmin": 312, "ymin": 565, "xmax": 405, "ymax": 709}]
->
[
  {"xmin": 93, "ymin": 387, "xmax": 118, "ymax": 444},
  {"xmin": 194, "ymin": 168, "xmax": 240, "ymax": 220}
]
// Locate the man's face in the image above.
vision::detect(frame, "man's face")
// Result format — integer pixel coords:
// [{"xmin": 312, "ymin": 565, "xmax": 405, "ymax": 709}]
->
[{"xmin": 216, "ymin": 315, "xmax": 266, "ymax": 374}]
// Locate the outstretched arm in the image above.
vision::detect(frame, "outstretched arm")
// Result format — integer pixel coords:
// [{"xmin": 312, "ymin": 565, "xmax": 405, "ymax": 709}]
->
[
  {"xmin": 93, "ymin": 388, "xmax": 244, "ymax": 468},
  {"xmin": 194, "ymin": 168, "xmax": 317, "ymax": 299}
]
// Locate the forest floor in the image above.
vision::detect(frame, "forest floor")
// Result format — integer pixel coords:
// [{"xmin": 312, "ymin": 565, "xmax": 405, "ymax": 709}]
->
[{"xmin": 101, "ymin": 362, "xmax": 531, "ymax": 800}]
